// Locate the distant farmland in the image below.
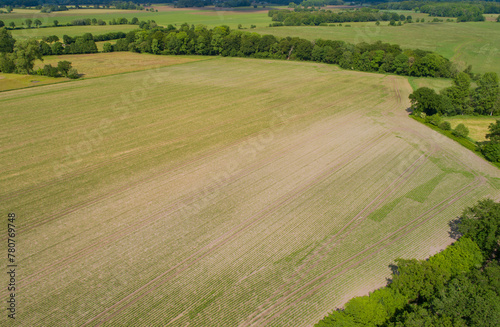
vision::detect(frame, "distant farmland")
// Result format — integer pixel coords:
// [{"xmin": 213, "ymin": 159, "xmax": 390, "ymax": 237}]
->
[{"xmin": 1, "ymin": 57, "xmax": 499, "ymax": 326}]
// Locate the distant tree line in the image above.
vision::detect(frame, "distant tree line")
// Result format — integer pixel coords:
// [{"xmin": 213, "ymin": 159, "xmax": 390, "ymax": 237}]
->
[
  {"xmin": 316, "ymin": 199, "xmax": 500, "ymax": 326},
  {"xmin": 174, "ymin": 0, "xmax": 253, "ymax": 7},
  {"xmin": 1, "ymin": 16, "xmax": 142, "ymax": 30},
  {"xmin": 111, "ymin": 1, "xmax": 144, "ymax": 9},
  {"xmin": 0, "ymin": 0, "xmax": 162, "ymax": 7},
  {"xmin": 268, "ymin": 8, "xmax": 404, "ymax": 25},
  {"xmin": 375, "ymin": 1, "xmax": 500, "ymax": 21},
  {"xmin": 97, "ymin": 23, "xmax": 458, "ymax": 78},
  {"xmin": 293, "ymin": 0, "xmax": 344, "ymax": 7},
  {"xmin": 0, "ymin": 28, "xmax": 79, "ymax": 77},
  {"xmin": 40, "ymin": 4, "xmax": 69, "ymax": 12},
  {"xmin": 409, "ymin": 71, "xmax": 500, "ymax": 116}
]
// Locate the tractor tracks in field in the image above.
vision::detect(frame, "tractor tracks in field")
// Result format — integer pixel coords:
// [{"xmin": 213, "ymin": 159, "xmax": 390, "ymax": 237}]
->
[
  {"xmin": 242, "ymin": 149, "xmax": 432, "ymax": 326},
  {"xmin": 240, "ymin": 76, "xmax": 486, "ymax": 327},
  {"xmin": 244, "ymin": 175, "xmax": 483, "ymax": 327},
  {"xmin": 2, "ymin": 86, "xmax": 370, "ymax": 240},
  {"xmin": 239, "ymin": 76, "xmax": 421, "ymax": 326},
  {"xmin": 78, "ymin": 132, "xmax": 391, "ymax": 327},
  {"xmin": 13, "ymin": 98, "xmax": 373, "ymax": 294}
]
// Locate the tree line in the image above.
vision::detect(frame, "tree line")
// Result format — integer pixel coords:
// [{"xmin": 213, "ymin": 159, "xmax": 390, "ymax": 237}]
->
[
  {"xmin": 376, "ymin": 1, "xmax": 500, "ymax": 21},
  {"xmin": 409, "ymin": 72, "xmax": 500, "ymax": 116},
  {"xmin": 0, "ymin": 0, "xmax": 163, "ymax": 7},
  {"xmin": 295, "ymin": 0, "xmax": 344, "ymax": 8},
  {"xmin": 268, "ymin": 8, "xmax": 403, "ymax": 25},
  {"xmin": 0, "ymin": 15, "xmax": 142, "ymax": 30},
  {"xmin": 0, "ymin": 28, "xmax": 79, "ymax": 77},
  {"xmin": 38, "ymin": 31, "xmax": 131, "ymax": 55},
  {"xmin": 409, "ymin": 72, "xmax": 500, "ymax": 163},
  {"xmin": 316, "ymin": 199, "xmax": 500, "ymax": 326},
  {"xmin": 98, "ymin": 23, "xmax": 458, "ymax": 78}
]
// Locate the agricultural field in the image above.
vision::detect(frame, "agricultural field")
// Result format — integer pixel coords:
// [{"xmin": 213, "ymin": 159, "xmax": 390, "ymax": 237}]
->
[
  {"xmin": 0, "ymin": 6, "xmax": 273, "ymax": 30},
  {"xmin": 1, "ymin": 57, "xmax": 498, "ymax": 326},
  {"xmin": 0, "ymin": 53, "xmax": 209, "ymax": 92},
  {"xmin": 9, "ymin": 24, "xmax": 139, "ymax": 41},
  {"xmin": 35, "ymin": 52, "xmax": 211, "ymax": 78},
  {"xmin": 444, "ymin": 116, "xmax": 499, "ymax": 142}
]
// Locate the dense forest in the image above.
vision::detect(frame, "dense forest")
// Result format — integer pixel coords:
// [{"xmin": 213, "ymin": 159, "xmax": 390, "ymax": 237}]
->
[
  {"xmin": 268, "ymin": 8, "xmax": 403, "ymax": 25},
  {"xmin": 316, "ymin": 199, "xmax": 500, "ymax": 326}
]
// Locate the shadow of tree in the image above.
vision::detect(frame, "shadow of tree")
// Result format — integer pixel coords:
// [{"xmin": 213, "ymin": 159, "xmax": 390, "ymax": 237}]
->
[{"xmin": 448, "ymin": 217, "xmax": 463, "ymax": 240}]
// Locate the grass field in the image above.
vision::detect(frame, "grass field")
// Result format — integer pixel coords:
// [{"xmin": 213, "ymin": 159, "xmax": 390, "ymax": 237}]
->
[
  {"xmin": 35, "ymin": 52, "xmax": 212, "ymax": 78},
  {"xmin": 0, "ymin": 53, "xmax": 210, "ymax": 91},
  {"xmin": 1, "ymin": 57, "xmax": 498, "ymax": 326},
  {"xmin": 407, "ymin": 76, "xmax": 453, "ymax": 92},
  {"xmin": 444, "ymin": 116, "xmax": 499, "ymax": 142},
  {"xmin": 10, "ymin": 25, "xmax": 139, "ymax": 41},
  {"xmin": 0, "ymin": 73, "xmax": 64, "ymax": 91},
  {"xmin": 0, "ymin": 6, "xmax": 273, "ymax": 30}
]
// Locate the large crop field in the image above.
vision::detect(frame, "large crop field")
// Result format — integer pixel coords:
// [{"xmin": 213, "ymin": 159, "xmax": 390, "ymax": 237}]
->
[{"xmin": 1, "ymin": 57, "xmax": 498, "ymax": 326}]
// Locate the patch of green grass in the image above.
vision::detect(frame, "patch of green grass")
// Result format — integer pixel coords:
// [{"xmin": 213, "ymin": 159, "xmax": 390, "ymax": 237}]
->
[
  {"xmin": 407, "ymin": 76, "xmax": 452, "ymax": 92},
  {"xmin": 444, "ymin": 116, "xmax": 499, "ymax": 142},
  {"xmin": 368, "ymin": 198, "xmax": 402, "ymax": 222},
  {"xmin": 10, "ymin": 24, "xmax": 139, "ymax": 40},
  {"xmin": 406, "ymin": 173, "xmax": 446, "ymax": 203},
  {"xmin": 0, "ymin": 72, "xmax": 68, "ymax": 92}
]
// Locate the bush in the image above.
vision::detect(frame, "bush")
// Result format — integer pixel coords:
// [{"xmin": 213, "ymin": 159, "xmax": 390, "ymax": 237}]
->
[
  {"xmin": 67, "ymin": 68, "xmax": 80, "ymax": 79},
  {"xmin": 0, "ymin": 53, "xmax": 15, "ymax": 73},
  {"xmin": 57, "ymin": 61, "xmax": 72, "ymax": 76},
  {"xmin": 425, "ymin": 114, "xmax": 442, "ymax": 126},
  {"xmin": 42, "ymin": 64, "xmax": 60, "ymax": 77},
  {"xmin": 452, "ymin": 123, "xmax": 470, "ymax": 138},
  {"xmin": 439, "ymin": 121, "xmax": 452, "ymax": 130},
  {"xmin": 102, "ymin": 42, "xmax": 113, "ymax": 53},
  {"xmin": 482, "ymin": 143, "xmax": 500, "ymax": 162}
]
